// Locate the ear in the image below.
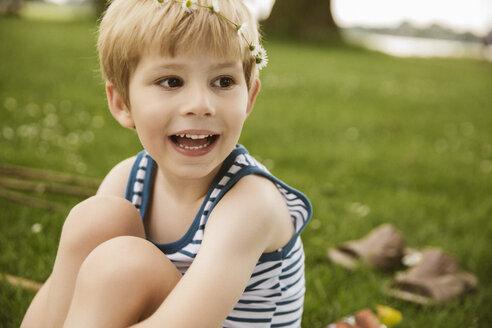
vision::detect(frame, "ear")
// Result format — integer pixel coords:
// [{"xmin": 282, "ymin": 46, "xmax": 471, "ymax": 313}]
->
[
  {"xmin": 105, "ymin": 82, "xmax": 135, "ymax": 129},
  {"xmin": 246, "ymin": 78, "xmax": 261, "ymax": 116}
]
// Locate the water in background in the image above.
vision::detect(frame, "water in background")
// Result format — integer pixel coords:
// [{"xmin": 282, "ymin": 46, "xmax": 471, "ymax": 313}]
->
[{"xmin": 343, "ymin": 29, "xmax": 492, "ymax": 62}]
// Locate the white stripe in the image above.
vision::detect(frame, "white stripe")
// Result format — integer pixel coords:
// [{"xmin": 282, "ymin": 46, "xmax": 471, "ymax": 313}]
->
[
  {"xmin": 229, "ymin": 164, "xmax": 242, "ymax": 174},
  {"xmin": 222, "ymin": 319, "xmax": 270, "ymax": 328},
  {"xmin": 210, "ymin": 188, "xmax": 221, "ymax": 198},
  {"xmin": 285, "ymin": 198, "xmax": 306, "ymax": 207},
  {"xmin": 133, "ymin": 181, "xmax": 143, "ymax": 193},
  {"xmin": 218, "ymin": 176, "xmax": 230, "ymax": 186},
  {"xmin": 181, "ymin": 242, "xmax": 200, "ymax": 255},
  {"xmin": 204, "ymin": 200, "xmax": 213, "ymax": 212},
  {"xmin": 271, "ymin": 306, "xmax": 303, "ymax": 326},
  {"xmin": 291, "ymin": 212, "xmax": 305, "ymax": 233},
  {"xmin": 140, "ymin": 156, "xmax": 148, "ymax": 167},
  {"xmin": 245, "ymin": 154, "xmax": 257, "ymax": 166},
  {"xmin": 235, "ymin": 154, "xmax": 249, "ymax": 166},
  {"xmin": 246, "ymin": 278, "xmax": 281, "ymax": 292},
  {"xmin": 136, "ymin": 169, "xmax": 145, "ymax": 180},
  {"xmin": 288, "ymin": 205, "xmax": 309, "ymax": 220},
  {"xmin": 282, "ymin": 191, "xmax": 298, "ymax": 201},
  {"xmin": 132, "ymin": 195, "xmax": 141, "ymax": 206}
]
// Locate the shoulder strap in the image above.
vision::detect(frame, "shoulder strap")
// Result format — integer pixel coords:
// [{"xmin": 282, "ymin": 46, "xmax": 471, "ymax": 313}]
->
[{"xmin": 125, "ymin": 150, "xmax": 156, "ymax": 219}]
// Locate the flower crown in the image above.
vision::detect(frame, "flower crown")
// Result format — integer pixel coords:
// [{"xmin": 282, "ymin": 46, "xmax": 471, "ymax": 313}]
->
[{"xmin": 155, "ymin": 0, "xmax": 268, "ymax": 70}]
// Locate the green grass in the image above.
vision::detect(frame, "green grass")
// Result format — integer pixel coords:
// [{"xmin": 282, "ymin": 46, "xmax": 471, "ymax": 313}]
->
[{"xmin": 1, "ymin": 16, "xmax": 492, "ymax": 327}]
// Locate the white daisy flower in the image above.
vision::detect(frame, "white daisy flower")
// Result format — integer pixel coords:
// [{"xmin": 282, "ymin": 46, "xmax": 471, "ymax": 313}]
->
[
  {"xmin": 182, "ymin": 0, "xmax": 198, "ymax": 12},
  {"xmin": 211, "ymin": 0, "xmax": 220, "ymax": 13},
  {"xmin": 236, "ymin": 22, "xmax": 248, "ymax": 36},
  {"xmin": 155, "ymin": 0, "xmax": 169, "ymax": 8},
  {"xmin": 251, "ymin": 43, "xmax": 268, "ymax": 70}
]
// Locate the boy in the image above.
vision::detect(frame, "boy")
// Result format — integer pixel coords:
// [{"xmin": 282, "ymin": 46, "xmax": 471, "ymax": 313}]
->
[{"xmin": 21, "ymin": 0, "xmax": 311, "ymax": 327}]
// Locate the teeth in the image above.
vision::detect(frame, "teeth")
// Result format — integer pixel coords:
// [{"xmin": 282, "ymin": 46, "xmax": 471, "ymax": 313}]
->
[
  {"xmin": 175, "ymin": 134, "xmax": 211, "ymax": 140},
  {"xmin": 177, "ymin": 141, "xmax": 212, "ymax": 150},
  {"xmin": 187, "ymin": 134, "xmax": 209, "ymax": 140},
  {"xmin": 172, "ymin": 133, "xmax": 216, "ymax": 150}
]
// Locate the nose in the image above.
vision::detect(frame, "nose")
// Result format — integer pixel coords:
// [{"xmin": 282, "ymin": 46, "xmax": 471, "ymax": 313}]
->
[{"xmin": 181, "ymin": 83, "xmax": 215, "ymax": 117}]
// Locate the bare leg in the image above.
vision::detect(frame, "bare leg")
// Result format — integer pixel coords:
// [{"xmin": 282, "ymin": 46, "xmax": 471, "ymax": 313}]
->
[
  {"xmin": 22, "ymin": 196, "xmax": 145, "ymax": 328},
  {"xmin": 63, "ymin": 236, "xmax": 181, "ymax": 328},
  {"xmin": 20, "ymin": 277, "xmax": 51, "ymax": 328}
]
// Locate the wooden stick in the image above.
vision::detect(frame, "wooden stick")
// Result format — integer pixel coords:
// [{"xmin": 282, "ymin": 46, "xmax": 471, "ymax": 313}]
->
[
  {"xmin": 3, "ymin": 273, "xmax": 42, "ymax": 292},
  {"xmin": 0, "ymin": 176, "xmax": 96, "ymax": 198},
  {"xmin": 0, "ymin": 187, "xmax": 68, "ymax": 212},
  {"xmin": 0, "ymin": 163, "xmax": 100, "ymax": 188}
]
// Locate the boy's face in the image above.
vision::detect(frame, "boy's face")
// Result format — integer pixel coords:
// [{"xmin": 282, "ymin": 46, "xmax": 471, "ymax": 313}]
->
[{"xmin": 108, "ymin": 50, "xmax": 259, "ymax": 180}]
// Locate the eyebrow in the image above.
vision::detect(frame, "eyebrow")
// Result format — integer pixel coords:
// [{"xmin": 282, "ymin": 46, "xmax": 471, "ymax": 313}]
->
[
  {"xmin": 211, "ymin": 61, "xmax": 241, "ymax": 69},
  {"xmin": 154, "ymin": 63, "xmax": 186, "ymax": 70},
  {"xmin": 153, "ymin": 61, "xmax": 240, "ymax": 71}
]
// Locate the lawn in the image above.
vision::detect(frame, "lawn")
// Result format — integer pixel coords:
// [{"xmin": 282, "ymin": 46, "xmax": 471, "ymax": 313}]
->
[{"xmin": 1, "ymin": 16, "xmax": 491, "ymax": 327}]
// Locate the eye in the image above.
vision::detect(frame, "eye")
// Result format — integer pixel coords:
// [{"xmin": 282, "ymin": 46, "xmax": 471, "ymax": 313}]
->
[
  {"xmin": 212, "ymin": 76, "xmax": 235, "ymax": 88},
  {"xmin": 159, "ymin": 77, "xmax": 183, "ymax": 89}
]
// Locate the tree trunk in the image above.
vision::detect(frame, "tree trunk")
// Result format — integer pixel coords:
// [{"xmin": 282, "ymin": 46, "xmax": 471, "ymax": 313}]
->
[
  {"xmin": 93, "ymin": 0, "xmax": 108, "ymax": 20},
  {"xmin": 262, "ymin": 0, "xmax": 339, "ymax": 40}
]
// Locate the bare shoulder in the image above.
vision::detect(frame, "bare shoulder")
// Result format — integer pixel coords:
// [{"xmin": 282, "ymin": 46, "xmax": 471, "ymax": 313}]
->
[
  {"xmin": 210, "ymin": 174, "xmax": 294, "ymax": 253},
  {"xmin": 96, "ymin": 156, "xmax": 136, "ymax": 197}
]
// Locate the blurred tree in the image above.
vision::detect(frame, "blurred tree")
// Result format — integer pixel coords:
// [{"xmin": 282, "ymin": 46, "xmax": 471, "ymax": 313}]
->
[
  {"xmin": 262, "ymin": 0, "xmax": 339, "ymax": 40},
  {"xmin": 0, "ymin": 0, "xmax": 24, "ymax": 15},
  {"xmin": 93, "ymin": 0, "xmax": 108, "ymax": 19}
]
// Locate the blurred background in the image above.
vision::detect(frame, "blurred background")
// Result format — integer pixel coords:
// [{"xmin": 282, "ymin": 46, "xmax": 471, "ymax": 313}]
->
[
  {"xmin": 1, "ymin": 1, "xmax": 491, "ymax": 327},
  {"xmin": 2, "ymin": 0, "xmax": 491, "ymax": 60}
]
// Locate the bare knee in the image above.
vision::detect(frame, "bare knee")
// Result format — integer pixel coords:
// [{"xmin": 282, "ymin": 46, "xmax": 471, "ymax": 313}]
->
[
  {"xmin": 60, "ymin": 196, "xmax": 144, "ymax": 252},
  {"xmin": 78, "ymin": 236, "xmax": 180, "ymax": 291},
  {"xmin": 68, "ymin": 237, "xmax": 181, "ymax": 324}
]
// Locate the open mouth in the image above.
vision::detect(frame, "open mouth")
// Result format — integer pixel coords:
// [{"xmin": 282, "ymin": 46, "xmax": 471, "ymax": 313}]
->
[{"xmin": 169, "ymin": 133, "xmax": 219, "ymax": 150}]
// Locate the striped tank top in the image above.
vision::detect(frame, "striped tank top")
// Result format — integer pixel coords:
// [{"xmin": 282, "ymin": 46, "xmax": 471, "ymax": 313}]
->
[{"xmin": 125, "ymin": 145, "xmax": 312, "ymax": 328}]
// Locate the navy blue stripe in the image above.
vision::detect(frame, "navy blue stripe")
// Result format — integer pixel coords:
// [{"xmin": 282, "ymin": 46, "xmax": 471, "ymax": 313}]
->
[
  {"xmin": 246, "ymin": 282, "xmax": 280, "ymax": 293},
  {"xmin": 273, "ymin": 305, "xmax": 302, "ymax": 316},
  {"xmin": 280, "ymin": 264, "xmax": 302, "ymax": 280},
  {"xmin": 276, "ymin": 294, "xmax": 303, "ymax": 306},
  {"xmin": 125, "ymin": 151, "xmax": 147, "ymax": 204},
  {"xmin": 282, "ymin": 253, "xmax": 303, "ymax": 272},
  {"xmin": 136, "ymin": 178, "xmax": 144, "ymax": 183},
  {"xmin": 233, "ymin": 306, "xmax": 276, "ymax": 313},
  {"xmin": 289, "ymin": 208, "xmax": 308, "ymax": 221},
  {"xmin": 281, "ymin": 275, "xmax": 303, "ymax": 291},
  {"xmin": 271, "ymin": 317, "xmax": 301, "ymax": 327},
  {"xmin": 226, "ymin": 316, "xmax": 271, "ymax": 323},
  {"xmin": 246, "ymin": 277, "xmax": 272, "ymax": 290},
  {"xmin": 285, "ymin": 244, "xmax": 302, "ymax": 259},
  {"xmin": 238, "ymin": 293, "xmax": 282, "ymax": 304},
  {"xmin": 178, "ymin": 249, "xmax": 196, "ymax": 258},
  {"xmin": 252, "ymin": 263, "xmax": 282, "ymax": 277}
]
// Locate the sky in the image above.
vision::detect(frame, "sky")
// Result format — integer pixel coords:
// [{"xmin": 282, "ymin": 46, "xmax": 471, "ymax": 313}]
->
[{"xmin": 332, "ymin": 0, "xmax": 492, "ymax": 36}]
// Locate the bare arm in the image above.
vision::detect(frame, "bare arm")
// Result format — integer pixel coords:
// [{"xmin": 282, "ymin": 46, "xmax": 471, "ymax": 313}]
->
[
  {"xmin": 96, "ymin": 156, "xmax": 136, "ymax": 197},
  {"xmin": 133, "ymin": 175, "xmax": 293, "ymax": 328}
]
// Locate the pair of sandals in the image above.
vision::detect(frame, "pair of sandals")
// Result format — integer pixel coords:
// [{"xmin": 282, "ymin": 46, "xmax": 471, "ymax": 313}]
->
[{"xmin": 327, "ymin": 224, "xmax": 477, "ymax": 305}]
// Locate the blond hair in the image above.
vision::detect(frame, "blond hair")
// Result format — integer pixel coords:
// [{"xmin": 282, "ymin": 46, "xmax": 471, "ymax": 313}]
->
[{"xmin": 98, "ymin": 0, "xmax": 260, "ymax": 106}]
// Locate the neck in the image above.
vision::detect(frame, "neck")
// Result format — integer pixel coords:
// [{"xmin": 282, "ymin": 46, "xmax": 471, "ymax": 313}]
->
[{"xmin": 155, "ymin": 165, "xmax": 220, "ymax": 204}]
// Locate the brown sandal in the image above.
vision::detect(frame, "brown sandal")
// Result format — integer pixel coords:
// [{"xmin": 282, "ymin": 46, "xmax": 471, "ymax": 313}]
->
[
  {"xmin": 327, "ymin": 224, "xmax": 406, "ymax": 270},
  {"xmin": 386, "ymin": 248, "xmax": 477, "ymax": 305}
]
